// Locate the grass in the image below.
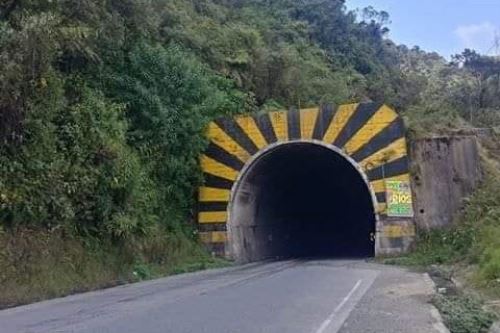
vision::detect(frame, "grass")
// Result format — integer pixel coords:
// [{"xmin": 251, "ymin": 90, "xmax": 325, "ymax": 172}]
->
[
  {"xmin": 433, "ymin": 294, "xmax": 496, "ymax": 333},
  {"xmin": 0, "ymin": 227, "xmax": 230, "ymax": 309},
  {"xmin": 380, "ymin": 226, "xmax": 475, "ymax": 268}
]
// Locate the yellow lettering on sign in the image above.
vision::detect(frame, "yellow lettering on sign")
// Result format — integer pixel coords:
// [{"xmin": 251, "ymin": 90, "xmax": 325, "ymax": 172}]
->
[
  {"xmin": 389, "ymin": 192, "xmax": 412, "ymax": 204},
  {"xmin": 385, "ymin": 180, "xmax": 414, "ymax": 217},
  {"xmin": 370, "ymin": 173, "xmax": 411, "ymax": 194}
]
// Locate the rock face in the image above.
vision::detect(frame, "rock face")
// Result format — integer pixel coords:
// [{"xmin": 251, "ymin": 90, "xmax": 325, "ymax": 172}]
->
[{"xmin": 410, "ymin": 136, "xmax": 482, "ymax": 230}]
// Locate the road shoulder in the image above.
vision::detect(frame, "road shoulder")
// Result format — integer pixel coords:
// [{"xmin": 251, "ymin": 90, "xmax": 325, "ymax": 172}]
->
[{"xmin": 338, "ymin": 262, "xmax": 449, "ymax": 333}]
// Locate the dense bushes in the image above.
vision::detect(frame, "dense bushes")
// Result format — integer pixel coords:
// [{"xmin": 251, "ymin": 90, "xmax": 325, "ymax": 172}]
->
[
  {"xmin": 0, "ymin": 72, "xmax": 147, "ymax": 235},
  {"xmin": 0, "ymin": 0, "xmax": 390, "ymax": 241},
  {"xmin": 99, "ymin": 42, "xmax": 248, "ymax": 226},
  {"xmin": 0, "ymin": 3, "xmax": 254, "ymax": 303},
  {"xmin": 0, "ymin": 39, "xmax": 245, "ymax": 239}
]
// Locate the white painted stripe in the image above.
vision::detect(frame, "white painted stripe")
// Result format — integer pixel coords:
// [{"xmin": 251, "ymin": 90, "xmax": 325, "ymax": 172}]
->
[{"xmin": 315, "ymin": 279, "xmax": 363, "ymax": 333}]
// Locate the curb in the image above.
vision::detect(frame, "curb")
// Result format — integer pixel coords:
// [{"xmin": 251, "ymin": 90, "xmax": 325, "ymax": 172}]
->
[{"xmin": 423, "ymin": 273, "xmax": 451, "ymax": 333}]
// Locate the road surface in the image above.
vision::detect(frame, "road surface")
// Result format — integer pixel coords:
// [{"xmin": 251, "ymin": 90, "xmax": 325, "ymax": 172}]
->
[{"xmin": 0, "ymin": 260, "xmax": 448, "ymax": 333}]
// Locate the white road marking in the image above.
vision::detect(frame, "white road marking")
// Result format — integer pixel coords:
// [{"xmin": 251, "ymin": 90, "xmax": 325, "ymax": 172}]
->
[{"xmin": 315, "ymin": 279, "xmax": 363, "ymax": 333}]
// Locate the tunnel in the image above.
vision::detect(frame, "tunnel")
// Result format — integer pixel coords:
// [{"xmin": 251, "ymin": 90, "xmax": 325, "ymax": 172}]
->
[{"xmin": 228, "ymin": 142, "xmax": 376, "ymax": 262}]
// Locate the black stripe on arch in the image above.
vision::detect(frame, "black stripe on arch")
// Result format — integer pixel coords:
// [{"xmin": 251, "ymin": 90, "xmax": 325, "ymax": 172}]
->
[
  {"xmin": 198, "ymin": 201, "xmax": 229, "ymax": 212},
  {"xmin": 203, "ymin": 173, "xmax": 234, "ymax": 190},
  {"xmin": 287, "ymin": 108, "xmax": 301, "ymax": 140},
  {"xmin": 333, "ymin": 102, "xmax": 383, "ymax": 148},
  {"xmin": 375, "ymin": 192, "xmax": 387, "ymax": 203},
  {"xmin": 367, "ymin": 156, "xmax": 410, "ymax": 181},
  {"xmin": 198, "ymin": 223, "xmax": 227, "ymax": 232},
  {"xmin": 312, "ymin": 104, "xmax": 337, "ymax": 140},
  {"xmin": 350, "ymin": 117, "xmax": 405, "ymax": 162},
  {"xmin": 214, "ymin": 118, "xmax": 258, "ymax": 156},
  {"xmin": 205, "ymin": 142, "xmax": 245, "ymax": 171},
  {"xmin": 253, "ymin": 113, "xmax": 278, "ymax": 144}
]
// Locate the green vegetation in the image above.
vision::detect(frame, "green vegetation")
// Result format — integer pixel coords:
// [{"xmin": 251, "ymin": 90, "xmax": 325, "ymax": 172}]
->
[
  {"xmin": 433, "ymin": 294, "xmax": 496, "ymax": 333},
  {"xmin": 1, "ymin": 0, "xmax": 500, "ymax": 306}
]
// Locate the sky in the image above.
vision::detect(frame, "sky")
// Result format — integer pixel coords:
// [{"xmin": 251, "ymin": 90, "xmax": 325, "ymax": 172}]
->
[{"xmin": 346, "ymin": 0, "xmax": 500, "ymax": 59}]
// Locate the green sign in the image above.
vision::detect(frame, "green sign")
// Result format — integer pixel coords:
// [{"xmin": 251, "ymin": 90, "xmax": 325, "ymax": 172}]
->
[{"xmin": 386, "ymin": 180, "xmax": 414, "ymax": 217}]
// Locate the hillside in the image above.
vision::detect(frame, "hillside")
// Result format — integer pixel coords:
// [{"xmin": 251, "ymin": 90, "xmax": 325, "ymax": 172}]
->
[{"xmin": 1, "ymin": 0, "xmax": 500, "ymax": 307}]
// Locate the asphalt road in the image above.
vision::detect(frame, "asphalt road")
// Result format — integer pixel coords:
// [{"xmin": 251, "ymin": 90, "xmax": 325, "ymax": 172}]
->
[{"xmin": 0, "ymin": 260, "xmax": 448, "ymax": 333}]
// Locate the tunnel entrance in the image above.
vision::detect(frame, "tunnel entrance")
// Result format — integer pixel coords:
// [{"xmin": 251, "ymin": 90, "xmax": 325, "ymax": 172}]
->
[{"xmin": 228, "ymin": 142, "xmax": 376, "ymax": 262}]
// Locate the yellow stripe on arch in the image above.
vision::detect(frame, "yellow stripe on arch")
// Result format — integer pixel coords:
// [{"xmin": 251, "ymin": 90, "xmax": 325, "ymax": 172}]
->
[
  {"xmin": 370, "ymin": 173, "xmax": 411, "ymax": 194},
  {"xmin": 322, "ymin": 103, "xmax": 358, "ymax": 144},
  {"xmin": 200, "ymin": 155, "xmax": 238, "ymax": 181},
  {"xmin": 376, "ymin": 203, "xmax": 387, "ymax": 214},
  {"xmin": 300, "ymin": 108, "xmax": 319, "ymax": 140},
  {"xmin": 358, "ymin": 137, "xmax": 408, "ymax": 171},
  {"xmin": 235, "ymin": 116, "xmax": 268, "ymax": 149},
  {"xmin": 199, "ymin": 231, "xmax": 227, "ymax": 244},
  {"xmin": 269, "ymin": 111, "xmax": 288, "ymax": 142},
  {"xmin": 198, "ymin": 187, "xmax": 231, "ymax": 202},
  {"xmin": 207, "ymin": 122, "xmax": 251, "ymax": 162},
  {"xmin": 382, "ymin": 225, "xmax": 416, "ymax": 238},
  {"xmin": 198, "ymin": 211, "xmax": 227, "ymax": 224},
  {"xmin": 343, "ymin": 105, "xmax": 399, "ymax": 155}
]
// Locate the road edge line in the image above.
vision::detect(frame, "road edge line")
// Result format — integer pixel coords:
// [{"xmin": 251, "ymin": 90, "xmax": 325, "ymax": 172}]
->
[{"xmin": 315, "ymin": 279, "xmax": 363, "ymax": 333}]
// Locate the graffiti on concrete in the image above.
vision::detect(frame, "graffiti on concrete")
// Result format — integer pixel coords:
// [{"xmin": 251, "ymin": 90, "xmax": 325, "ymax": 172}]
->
[{"xmin": 386, "ymin": 180, "xmax": 414, "ymax": 217}]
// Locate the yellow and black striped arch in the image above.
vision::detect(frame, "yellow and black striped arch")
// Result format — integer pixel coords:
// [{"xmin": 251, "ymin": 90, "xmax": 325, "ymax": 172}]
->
[{"xmin": 198, "ymin": 102, "xmax": 411, "ymax": 249}]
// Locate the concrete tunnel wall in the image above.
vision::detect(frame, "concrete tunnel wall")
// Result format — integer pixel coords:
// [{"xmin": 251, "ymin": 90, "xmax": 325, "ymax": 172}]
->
[{"xmin": 197, "ymin": 103, "xmax": 416, "ymax": 262}]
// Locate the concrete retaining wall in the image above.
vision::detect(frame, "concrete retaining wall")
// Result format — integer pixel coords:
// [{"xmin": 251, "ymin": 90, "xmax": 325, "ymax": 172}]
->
[{"xmin": 410, "ymin": 136, "xmax": 482, "ymax": 231}]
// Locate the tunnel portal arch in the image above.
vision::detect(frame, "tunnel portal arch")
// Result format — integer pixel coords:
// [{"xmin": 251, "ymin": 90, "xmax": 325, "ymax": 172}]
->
[
  {"xmin": 228, "ymin": 141, "xmax": 379, "ymax": 262},
  {"xmin": 198, "ymin": 103, "xmax": 415, "ymax": 261}
]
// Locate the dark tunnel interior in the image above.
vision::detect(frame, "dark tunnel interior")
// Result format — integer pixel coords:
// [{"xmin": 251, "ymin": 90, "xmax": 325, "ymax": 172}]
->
[{"xmin": 229, "ymin": 143, "xmax": 376, "ymax": 262}]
